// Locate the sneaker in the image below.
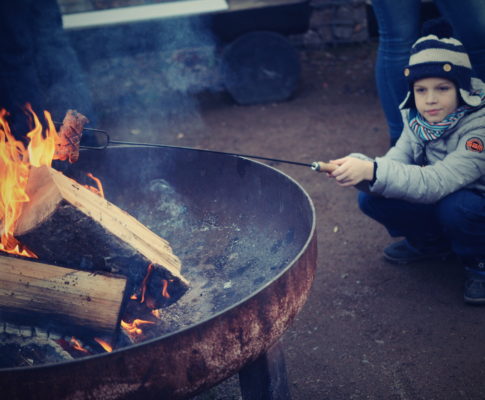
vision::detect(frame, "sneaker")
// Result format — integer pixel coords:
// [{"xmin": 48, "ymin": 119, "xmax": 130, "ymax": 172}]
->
[
  {"xmin": 383, "ymin": 239, "xmax": 452, "ymax": 264},
  {"xmin": 464, "ymin": 266, "xmax": 485, "ymax": 305}
]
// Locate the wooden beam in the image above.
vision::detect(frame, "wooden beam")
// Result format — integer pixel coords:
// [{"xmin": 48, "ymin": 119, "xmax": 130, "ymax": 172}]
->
[{"xmin": 0, "ymin": 255, "xmax": 127, "ymax": 336}]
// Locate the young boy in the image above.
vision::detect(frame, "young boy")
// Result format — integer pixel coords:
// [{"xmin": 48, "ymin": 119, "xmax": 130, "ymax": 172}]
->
[{"xmin": 327, "ymin": 28, "xmax": 485, "ymax": 304}]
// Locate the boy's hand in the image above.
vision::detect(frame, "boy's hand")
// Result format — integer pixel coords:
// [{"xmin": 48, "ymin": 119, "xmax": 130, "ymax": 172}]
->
[{"xmin": 328, "ymin": 157, "xmax": 374, "ymax": 187}]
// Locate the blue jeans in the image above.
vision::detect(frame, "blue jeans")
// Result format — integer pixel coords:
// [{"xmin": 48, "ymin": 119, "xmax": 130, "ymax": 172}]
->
[
  {"xmin": 358, "ymin": 189, "xmax": 485, "ymax": 259},
  {"xmin": 372, "ymin": 0, "xmax": 485, "ymax": 144}
]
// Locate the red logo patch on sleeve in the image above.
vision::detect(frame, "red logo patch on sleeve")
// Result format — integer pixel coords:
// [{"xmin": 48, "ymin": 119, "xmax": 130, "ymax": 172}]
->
[{"xmin": 465, "ymin": 137, "xmax": 484, "ymax": 153}]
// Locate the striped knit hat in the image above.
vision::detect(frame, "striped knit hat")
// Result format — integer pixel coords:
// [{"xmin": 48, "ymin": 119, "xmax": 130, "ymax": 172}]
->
[{"xmin": 400, "ymin": 32, "xmax": 482, "ymax": 109}]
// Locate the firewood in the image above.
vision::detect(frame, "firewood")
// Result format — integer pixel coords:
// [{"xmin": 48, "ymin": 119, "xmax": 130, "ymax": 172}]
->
[
  {"xmin": 0, "ymin": 254, "xmax": 127, "ymax": 336},
  {"xmin": 14, "ymin": 165, "xmax": 189, "ymax": 307}
]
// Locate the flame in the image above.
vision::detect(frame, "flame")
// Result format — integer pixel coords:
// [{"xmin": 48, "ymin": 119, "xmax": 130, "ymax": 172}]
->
[
  {"xmin": 94, "ymin": 337, "xmax": 113, "ymax": 352},
  {"xmin": 70, "ymin": 337, "xmax": 89, "ymax": 353},
  {"xmin": 85, "ymin": 172, "xmax": 104, "ymax": 198},
  {"xmin": 140, "ymin": 263, "xmax": 154, "ymax": 304},
  {"xmin": 121, "ymin": 319, "xmax": 155, "ymax": 337},
  {"xmin": 0, "ymin": 108, "xmax": 35, "ymax": 256},
  {"xmin": 26, "ymin": 104, "xmax": 57, "ymax": 168},
  {"xmin": 161, "ymin": 279, "xmax": 171, "ymax": 299},
  {"xmin": 0, "ymin": 105, "xmax": 64, "ymax": 257},
  {"xmin": 137, "ymin": 265, "xmax": 172, "ymax": 304}
]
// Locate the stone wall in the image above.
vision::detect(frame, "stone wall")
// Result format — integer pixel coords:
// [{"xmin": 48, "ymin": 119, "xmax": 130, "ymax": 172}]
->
[{"xmin": 303, "ymin": 0, "xmax": 369, "ymax": 46}]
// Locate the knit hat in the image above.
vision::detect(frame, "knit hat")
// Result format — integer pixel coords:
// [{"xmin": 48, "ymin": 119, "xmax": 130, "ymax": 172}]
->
[{"xmin": 399, "ymin": 24, "xmax": 482, "ymax": 109}]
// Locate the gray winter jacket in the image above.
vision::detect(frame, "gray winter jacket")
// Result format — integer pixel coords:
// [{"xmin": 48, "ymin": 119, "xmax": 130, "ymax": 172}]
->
[{"xmin": 366, "ymin": 102, "xmax": 485, "ymax": 204}]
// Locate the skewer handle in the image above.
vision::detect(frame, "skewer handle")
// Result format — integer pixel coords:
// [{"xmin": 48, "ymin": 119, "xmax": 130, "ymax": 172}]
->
[{"xmin": 311, "ymin": 161, "xmax": 337, "ymax": 173}]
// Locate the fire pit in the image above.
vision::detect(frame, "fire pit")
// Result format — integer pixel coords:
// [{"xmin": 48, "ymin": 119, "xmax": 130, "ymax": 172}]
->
[{"xmin": 0, "ymin": 145, "xmax": 317, "ymax": 399}]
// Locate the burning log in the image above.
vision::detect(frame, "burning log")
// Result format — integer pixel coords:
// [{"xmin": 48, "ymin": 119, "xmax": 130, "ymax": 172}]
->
[
  {"xmin": 0, "ymin": 254, "xmax": 127, "ymax": 336},
  {"xmin": 14, "ymin": 165, "xmax": 189, "ymax": 308}
]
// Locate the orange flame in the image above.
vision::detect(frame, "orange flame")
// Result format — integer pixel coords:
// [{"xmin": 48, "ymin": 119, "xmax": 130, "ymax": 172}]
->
[
  {"xmin": 137, "ymin": 265, "xmax": 172, "ymax": 304},
  {"xmin": 161, "ymin": 279, "xmax": 171, "ymax": 299},
  {"xmin": 94, "ymin": 337, "xmax": 113, "ymax": 352},
  {"xmin": 70, "ymin": 337, "xmax": 89, "ymax": 353},
  {"xmin": 140, "ymin": 263, "xmax": 154, "ymax": 304},
  {"xmin": 0, "ymin": 105, "xmax": 64, "ymax": 257},
  {"xmin": 25, "ymin": 104, "xmax": 57, "ymax": 168},
  {"xmin": 121, "ymin": 319, "xmax": 155, "ymax": 337},
  {"xmin": 85, "ymin": 172, "xmax": 104, "ymax": 198}
]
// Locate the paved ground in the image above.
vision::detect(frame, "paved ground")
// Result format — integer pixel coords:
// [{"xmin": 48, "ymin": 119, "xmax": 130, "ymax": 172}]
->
[{"xmin": 74, "ymin": 30, "xmax": 485, "ymax": 399}]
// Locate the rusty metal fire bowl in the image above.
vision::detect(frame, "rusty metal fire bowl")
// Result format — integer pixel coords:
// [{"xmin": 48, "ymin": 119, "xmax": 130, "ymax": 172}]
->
[{"xmin": 0, "ymin": 146, "xmax": 317, "ymax": 399}]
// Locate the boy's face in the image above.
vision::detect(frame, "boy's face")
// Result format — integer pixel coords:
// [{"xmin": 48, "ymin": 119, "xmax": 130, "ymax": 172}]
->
[{"xmin": 413, "ymin": 77, "xmax": 459, "ymax": 123}]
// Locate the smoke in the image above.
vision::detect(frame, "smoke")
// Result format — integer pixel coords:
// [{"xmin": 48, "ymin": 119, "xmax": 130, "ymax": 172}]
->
[{"xmin": 67, "ymin": 15, "xmax": 222, "ymax": 140}]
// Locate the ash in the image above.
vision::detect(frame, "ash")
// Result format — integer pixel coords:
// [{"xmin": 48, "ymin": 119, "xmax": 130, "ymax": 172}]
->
[
  {"xmin": 122, "ymin": 178, "xmax": 297, "ymax": 338},
  {"xmin": 0, "ymin": 327, "xmax": 73, "ymax": 368}
]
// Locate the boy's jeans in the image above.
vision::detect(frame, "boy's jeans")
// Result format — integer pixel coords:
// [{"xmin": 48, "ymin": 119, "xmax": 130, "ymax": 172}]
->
[{"xmin": 358, "ymin": 189, "xmax": 485, "ymax": 260}]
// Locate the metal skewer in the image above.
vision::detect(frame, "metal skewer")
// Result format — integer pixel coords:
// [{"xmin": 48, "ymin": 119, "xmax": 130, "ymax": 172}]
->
[{"xmin": 72, "ymin": 125, "xmax": 335, "ymax": 172}]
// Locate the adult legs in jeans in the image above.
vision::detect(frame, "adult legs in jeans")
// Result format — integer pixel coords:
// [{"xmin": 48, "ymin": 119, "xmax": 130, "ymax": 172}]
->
[
  {"xmin": 435, "ymin": 0, "xmax": 485, "ymax": 80},
  {"xmin": 372, "ymin": 0, "xmax": 422, "ymax": 145}
]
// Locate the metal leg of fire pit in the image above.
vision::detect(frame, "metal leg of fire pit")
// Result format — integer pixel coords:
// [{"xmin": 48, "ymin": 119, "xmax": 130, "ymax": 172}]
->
[{"xmin": 238, "ymin": 341, "xmax": 291, "ymax": 400}]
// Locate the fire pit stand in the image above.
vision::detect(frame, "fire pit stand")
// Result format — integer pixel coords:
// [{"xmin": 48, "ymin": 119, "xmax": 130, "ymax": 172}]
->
[{"xmin": 238, "ymin": 341, "xmax": 291, "ymax": 400}]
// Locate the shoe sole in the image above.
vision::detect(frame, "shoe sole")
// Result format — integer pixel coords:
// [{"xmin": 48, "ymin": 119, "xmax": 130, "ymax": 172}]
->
[
  {"xmin": 383, "ymin": 252, "xmax": 452, "ymax": 265},
  {"xmin": 464, "ymin": 296, "xmax": 485, "ymax": 305}
]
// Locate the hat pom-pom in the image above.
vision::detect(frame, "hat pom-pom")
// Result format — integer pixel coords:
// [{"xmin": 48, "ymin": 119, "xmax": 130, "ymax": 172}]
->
[{"xmin": 421, "ymin": 18, "xmax": 454, "ymax": 38}]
